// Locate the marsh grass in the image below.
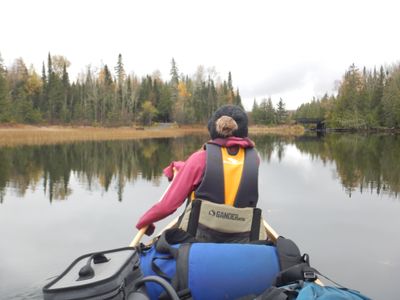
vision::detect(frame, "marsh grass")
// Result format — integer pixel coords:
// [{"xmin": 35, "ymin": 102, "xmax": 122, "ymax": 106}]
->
[
  {"xmin": 0, "ymin": 125, "xmax": 207, "ymax": 147},
  {"xmin": 249, "ymin": 125, "xmax": 305, "ymax": 135},
  {"xmin": 0, "ymin": 125, "xmax": 304, "ymax": 147}
]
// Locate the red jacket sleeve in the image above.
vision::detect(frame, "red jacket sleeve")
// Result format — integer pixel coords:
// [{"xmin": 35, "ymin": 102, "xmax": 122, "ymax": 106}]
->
[{"xmin": 135, "ymin": 150, "xmax": 206, "ymax": 235}]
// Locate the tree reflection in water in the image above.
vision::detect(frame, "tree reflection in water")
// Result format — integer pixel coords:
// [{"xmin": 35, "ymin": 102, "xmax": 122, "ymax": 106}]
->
[{"xmin": 0, "ymin": 133, "xmax": 399, "ymax": 202}]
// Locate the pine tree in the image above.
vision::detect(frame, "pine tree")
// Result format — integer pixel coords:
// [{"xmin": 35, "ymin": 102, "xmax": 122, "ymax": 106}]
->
[
  {"xmin": 226, "ymin": 72, "xmax": 236, "ymax": 105},
  {"xmin": 170, "ymin": 58, "xmax": 181, "ymax": 122},
  {"xmin": 40, "ymin": 62, "xmax": 48, "ymax": 115},
  {"xmin": 234, "ymin": 88, "xmax": 243, "ymax": 109},
  {"xmin": 265, "ymin": 98, "xmax": 276, "ymax": 124},
  {"xmin": 382, "ymin": 66, "xmax": 400, "ymax": 128},
  {"xmin": 276, "ymin": 98, "xmax": 287, "ymax": 124},
  {"xmin": 333, "ymin": 64, "xmax": 365, "ymax": 128},
  {"xmin": 0, "ymin": 53, "xmax": 11, "ymax": 122},
  {"xmin": 61, "ymin": 63, "xmax": 70, "ymax": 122},
  {"xmin": 46, "ymin": 54, "xmax": 65, "ymax": 123},
  {"xmin": 47, "ymin": 53, "xmax": 54, "ymax": 121},
  {"xmin": 207, "ymin": 78, "xmax": 217, "ymax": 117},
  {"xmin": 115, "ymin": 54, "xmax": 126, "ymax": 118},
  {"xmin": 251, "ymin": 99, "xmax": 262, "ymax": 124},
  {"xmin": 170, "ymin": 58, "xmax": 179, "ymax": 86}
]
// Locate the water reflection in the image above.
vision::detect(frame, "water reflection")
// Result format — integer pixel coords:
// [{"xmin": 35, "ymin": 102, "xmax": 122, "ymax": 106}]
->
[
  {"xmin": 294, "ymin": 133, "xmax": 400, "ymax": 198},
  {"xmin": 0, "ymin": 136, "xmax": 206, "ymax": 203},
  {"xmin": 1, "ymin": 133, "xmax": 399, "ymax": 202},
  {"xmin": 253, "ymin": 133, "xmax": 400, "ymax": 198}
]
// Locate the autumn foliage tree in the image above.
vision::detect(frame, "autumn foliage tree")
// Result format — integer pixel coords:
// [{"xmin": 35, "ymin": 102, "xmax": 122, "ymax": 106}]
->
[{"xmin": 0, "ymin": 54, "xmax": 244, "ymax": 126}]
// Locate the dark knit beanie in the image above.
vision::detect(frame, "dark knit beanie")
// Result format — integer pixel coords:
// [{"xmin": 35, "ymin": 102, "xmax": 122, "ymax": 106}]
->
[{"xmin": 208, "ymin": 105, "xmax": 248, "ymax": 139}]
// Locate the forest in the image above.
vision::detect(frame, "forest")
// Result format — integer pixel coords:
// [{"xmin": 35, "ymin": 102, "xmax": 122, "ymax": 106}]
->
[
  {"xmin": 0, "ymin": 53, "xmax": 243, "ymax": 126},
  {"xmin": 292, "ymin": 63, "xmax": 400, "ymax": 129},
  {"xmin": 1, "ymin": 51, "xmax": 399, "ymax": 129}
]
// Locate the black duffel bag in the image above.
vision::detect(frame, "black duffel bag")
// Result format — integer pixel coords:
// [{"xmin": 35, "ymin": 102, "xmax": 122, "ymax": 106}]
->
[{"xmin": 43, "ymin": 247, "xmax": 143, "ymax": 300}]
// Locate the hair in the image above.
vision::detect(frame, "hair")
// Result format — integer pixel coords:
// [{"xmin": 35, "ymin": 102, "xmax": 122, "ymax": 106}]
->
[
  {"xmin": 208, "ymin": 105, "xmax": 248, "ymax": 139},
  {"xmin": 215, "ymin": 116, "xmax": 238, "ymax": 137}
]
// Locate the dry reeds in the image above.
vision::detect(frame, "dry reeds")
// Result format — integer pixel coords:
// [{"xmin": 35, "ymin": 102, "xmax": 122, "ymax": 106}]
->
[
  {"xmin": 249, "ymin": 125, "xmax": 305, "ymax": 136},
  {"xmin": 0, "ymin": 125, "xmax": 207, "ymax": 147},
  {"xmin": 0, "ymin": 124, "xmax": 304, "ymax": 147}
]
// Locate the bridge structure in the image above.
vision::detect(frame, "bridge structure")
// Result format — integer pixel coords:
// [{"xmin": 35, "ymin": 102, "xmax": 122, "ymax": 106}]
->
[{"xmin": 295, "ymin": 117, "xmax": 326, "ymax": 131}]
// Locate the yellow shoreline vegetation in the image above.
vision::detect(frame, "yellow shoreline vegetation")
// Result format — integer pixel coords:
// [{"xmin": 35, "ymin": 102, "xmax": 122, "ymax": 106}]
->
[{"xmin": 0, "ymin": 124, "xmax": 304, "ymax": 147}]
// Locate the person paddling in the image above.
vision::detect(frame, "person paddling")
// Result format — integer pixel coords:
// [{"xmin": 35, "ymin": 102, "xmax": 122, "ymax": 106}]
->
[{"xmin": 136, "ymin": 105, "xmax": 261, "ymax": 241}]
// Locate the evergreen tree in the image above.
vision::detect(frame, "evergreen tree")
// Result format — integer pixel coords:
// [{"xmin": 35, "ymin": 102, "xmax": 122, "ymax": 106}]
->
[
  {"xmin": 170, "ymin": 58, "xmax": 179, "ymax": 86},
  {"xmin": 332, "ymin": 64, "xmax": 365, "ymax": 128},
  {"xmin": 276, "ymin": 98, "xmax": 287, "ymax": 124},
  {"xmin": 115, "ymin": 54, "xmax": 126, "ymax": 118},
  {"xmin": 251, "ymin": 99, "xmax": 262, "ymax": 124},
  {"xmin": 170, "ymin": 58, "xmax": 183, "ymax": 122},
  {"xmin": 382, "ymin": 66, "xmax": 400, "ymax": 128},
  {"xmin": 227, "ymin": 71, "xmax": 234, "ymax": 104},
  {"xmin": 61, "ymin": 63, "xmax": 70, "ymax": 122},
  {"xmin": 207, "ymin": 78, "xmax": 217, "ymax": 117},
  {"xmin": 40, "ymin": 62, "xmax": 48, "ymax": 115},
  {"xmin": 98, "ymin": 64, "xmax": 114, "ymax": 124},
  {"xmin": 265, "ymin": 98, "xmax": 276, "ymax": 124},
  {"xmin": 373, "ymin": 66, "xmax": 386, "ymax": 125},
  {"xmin": 0, "ymin": 53, "xmax": 11, "ymax": 122},
  {"xmin": 234, "ymin": 88, "xmax": 243, "ymax": 109}
]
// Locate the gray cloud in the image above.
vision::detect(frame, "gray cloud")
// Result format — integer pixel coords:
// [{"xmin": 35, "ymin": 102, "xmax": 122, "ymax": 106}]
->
[{"xmin": 240, "ymin": 62, "xmax": 339, "ymax": 101}]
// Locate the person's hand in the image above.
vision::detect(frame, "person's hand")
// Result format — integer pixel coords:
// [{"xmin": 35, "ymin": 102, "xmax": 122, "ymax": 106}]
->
[
  {"xmin": 163, "ymin": 162, "xmax": 183, "ymax": 181},
  {"xmin": 144, "ymin": 224, "xmax": 155, "ymax": 236}
]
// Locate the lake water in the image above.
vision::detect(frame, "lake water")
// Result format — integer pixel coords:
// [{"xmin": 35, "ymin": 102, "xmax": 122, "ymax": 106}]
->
[{"xmin": 0, "ymin": 133, "xmax": 399, "ymax": 299}]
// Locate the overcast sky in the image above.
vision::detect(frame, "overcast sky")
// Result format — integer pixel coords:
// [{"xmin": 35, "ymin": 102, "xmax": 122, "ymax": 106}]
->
[{"xmin": 1, "ymin": 0, "xmax": 399, "ymax": 110}]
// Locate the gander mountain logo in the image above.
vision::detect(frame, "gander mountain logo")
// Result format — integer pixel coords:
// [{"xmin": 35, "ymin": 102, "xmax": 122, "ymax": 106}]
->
[{"xmin": 208, "ymin": 209, "xmax": 246, "ymax": 222}]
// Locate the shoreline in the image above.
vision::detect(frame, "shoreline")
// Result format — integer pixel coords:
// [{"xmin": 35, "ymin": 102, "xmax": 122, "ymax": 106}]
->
[{"xmin": 0, "ymin": 124, "xmax": 305, "ymax": 147}]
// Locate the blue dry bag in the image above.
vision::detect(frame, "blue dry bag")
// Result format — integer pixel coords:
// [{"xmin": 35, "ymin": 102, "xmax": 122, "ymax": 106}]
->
[{"xmin": 140, "ymin": 242, "xmax": 280, "ymax": 300}]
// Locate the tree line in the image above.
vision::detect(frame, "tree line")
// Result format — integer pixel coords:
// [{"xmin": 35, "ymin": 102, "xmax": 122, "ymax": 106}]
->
[
  {"xmin": 295, "ymin": 63, "xmax": 400, "ymax": 129},
  {"xmin": 251, "ymin": 97, "xmax": 288, "ymax": 125},
  {"xmin": 0, "ymin": 53, "xmax": 243, "ymax": 126}
]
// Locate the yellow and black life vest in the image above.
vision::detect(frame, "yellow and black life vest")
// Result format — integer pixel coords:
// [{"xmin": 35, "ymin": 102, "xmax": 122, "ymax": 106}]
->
[
  {"xmin": 193, "ymin": 142, "xmax": 259, "ymax": 207},
  {"xmin": 178, "ymin": 143, "xmax": 264, "ymax": 242}
]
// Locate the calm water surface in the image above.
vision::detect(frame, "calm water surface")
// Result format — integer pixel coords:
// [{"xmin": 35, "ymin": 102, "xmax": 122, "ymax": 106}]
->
[{"xmin": 0, "ymin": 133, "xmax": 399, "ymax": 300}]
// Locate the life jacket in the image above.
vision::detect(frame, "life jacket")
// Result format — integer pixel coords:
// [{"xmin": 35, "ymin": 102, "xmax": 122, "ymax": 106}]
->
[
  {"xmin": 193, "ymin": 142, "xmax": 259, "ymax": 207},
  {"xmin": 178, "ymin": 142, "xmax": 263, "ymax": 242}
]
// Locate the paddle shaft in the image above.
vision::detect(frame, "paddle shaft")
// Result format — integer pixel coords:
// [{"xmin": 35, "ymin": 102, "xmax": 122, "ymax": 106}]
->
[{"xmin": 130, "ymin": 169, "xmax": 177, "ymax": 247}]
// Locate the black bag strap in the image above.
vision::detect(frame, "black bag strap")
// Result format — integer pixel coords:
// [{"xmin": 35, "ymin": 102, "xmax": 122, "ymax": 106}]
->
[
  {"xmin": 154, "ymin": 229, "xmax": 195, "ymax": 300},
  {"xmin": 156, "ymin": 228, "xmax": 196, "ymax": 256},
  {"xmin": 174, "ymin": 243, "xmax": 191, "ymax": 292},
  {"xmin": 151, "ymin": 255, "xmax": 174, "ymax": 281},
  {"xmin": 274, "ymin": 263, "xmax": 318, "ymax": 287}
]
